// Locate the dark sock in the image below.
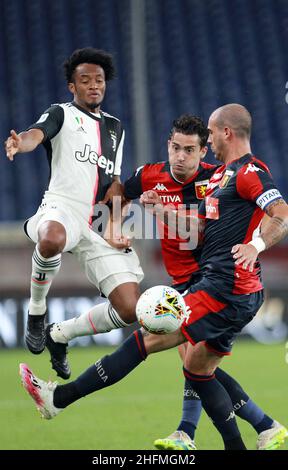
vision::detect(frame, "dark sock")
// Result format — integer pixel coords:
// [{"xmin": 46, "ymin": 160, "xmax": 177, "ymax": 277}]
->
[
  {"xmin": 215, "ymin": 368, "xmax": 273, "ymax": 433},
  {"xmin": 183, "ymin": 368, "xmax": 246, "ymax": 450},
  {"xmin": 225, "ymin": 436, "xmax": 247, "ymax": 450},
  {"xmin": 54, "ymin": 330, "xmax": 147, "ymax": 408},
  {"xmin": 254, "ymin": 414, "xmax": 274, "ymax": 434},
  {"xmin": 177, "ymin": 420, "xmax": 197, "ymax": 440},
  {"xmin": 177, "ymin": 379, "xmax": 202, "ymax": 440}
]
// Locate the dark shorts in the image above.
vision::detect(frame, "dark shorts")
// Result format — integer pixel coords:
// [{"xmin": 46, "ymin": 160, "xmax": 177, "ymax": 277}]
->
[
  {"xmin": 181, "ymin": 277, "xmax": 264, "ymax": 356},
  {"xmin": 173, "ymin": 272, "xmax": 202, "ymax": 294}
]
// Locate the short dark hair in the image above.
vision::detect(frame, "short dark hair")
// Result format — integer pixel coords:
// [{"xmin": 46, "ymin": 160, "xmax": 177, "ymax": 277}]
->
[
  {"xmin": 169, "ymin": 114, "xmax": 209, "ymax": 148},
  {"xmin": 64, "ymin": 47, "xmax": 116, "ymax": 83}
]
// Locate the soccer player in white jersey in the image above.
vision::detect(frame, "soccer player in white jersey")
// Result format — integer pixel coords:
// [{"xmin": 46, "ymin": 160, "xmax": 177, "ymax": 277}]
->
[{"xmin": 5, "ymin": 48, "xmax": 143, "ymax": 375}]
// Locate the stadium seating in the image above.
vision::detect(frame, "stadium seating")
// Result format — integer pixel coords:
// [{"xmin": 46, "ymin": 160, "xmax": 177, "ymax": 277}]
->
[{"xmin": 1, "ymin": 0, "xmax": 288, "ymax": 221}]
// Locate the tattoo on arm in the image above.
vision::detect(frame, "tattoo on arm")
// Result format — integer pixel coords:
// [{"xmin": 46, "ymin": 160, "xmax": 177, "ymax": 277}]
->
[
  {"xmin": 262, "ymin": 199, "xmax": 288, "ymax": 249},
  {"xmin": 265, "ymin": 199, "xmax": 286, "ymax": 212}
]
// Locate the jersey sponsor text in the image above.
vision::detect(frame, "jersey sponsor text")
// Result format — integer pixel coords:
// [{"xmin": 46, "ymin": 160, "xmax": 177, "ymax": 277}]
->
[{"xmin": 75, "ymin": 144, "xmax": 114, "ymax": 174}]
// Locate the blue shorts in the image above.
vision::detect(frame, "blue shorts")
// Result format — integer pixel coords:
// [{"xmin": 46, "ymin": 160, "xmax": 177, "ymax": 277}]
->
[{"xmin": 181, "ymin": 277, "xmax": 264, "ymax": 356}]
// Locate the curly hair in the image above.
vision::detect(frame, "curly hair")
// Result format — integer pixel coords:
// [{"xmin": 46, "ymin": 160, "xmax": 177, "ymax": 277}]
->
[
  {"xmin": 169, "ymin": 114, "xmax": 209, "ymax": 148},
  {"xmin": 64, "ymin": 47, "xmax": 116, "ymax": 83}
]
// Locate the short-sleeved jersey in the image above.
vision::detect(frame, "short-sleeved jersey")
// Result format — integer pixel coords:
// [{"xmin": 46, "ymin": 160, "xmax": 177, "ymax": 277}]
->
[
  {"xmin": 124, "ymin": 161, "xmax": 217, "ymax": 284},
  {"xmin": 199, "ymin": 153, "xmax": 283, "ymax": 295},
  {"xmin": 29, "ymin": 102, "xmax": 125, "ymax": 224}
]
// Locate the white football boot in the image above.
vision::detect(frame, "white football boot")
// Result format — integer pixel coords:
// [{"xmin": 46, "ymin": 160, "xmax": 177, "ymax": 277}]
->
[{"xmin": 257, "ymin": 420, "xmax": 288, "ymax": 450}]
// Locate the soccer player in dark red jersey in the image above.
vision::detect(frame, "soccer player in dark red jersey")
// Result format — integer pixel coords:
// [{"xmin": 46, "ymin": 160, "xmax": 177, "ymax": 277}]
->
[
  {"xmin": 20, "ymin": 106, "xmax": 288, "ymax": 450},
  {"xmin": 124, "ymin": 114, "xmax": 216, "ymax": 289}
]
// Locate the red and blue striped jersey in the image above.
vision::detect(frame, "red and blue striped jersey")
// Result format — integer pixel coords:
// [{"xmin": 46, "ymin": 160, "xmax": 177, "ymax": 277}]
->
[
  {"xmin": 199, "ymin": 153, "xmax": 283, "ymax": 294},
  {"xmin": 124, "ymin": 161, "xmax": 217, "ymax": 284}
]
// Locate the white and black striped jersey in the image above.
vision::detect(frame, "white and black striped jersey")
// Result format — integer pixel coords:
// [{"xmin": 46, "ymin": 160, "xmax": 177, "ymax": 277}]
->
[{"xmin": 28, "ymin": 102, "xmax": 125, "ymax": 223}]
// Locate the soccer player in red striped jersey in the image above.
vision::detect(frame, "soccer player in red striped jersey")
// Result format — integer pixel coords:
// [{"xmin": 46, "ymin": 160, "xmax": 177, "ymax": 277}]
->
[{"xmin": 124, "ymin": 114, "xmax": 216, "ymax": 289}]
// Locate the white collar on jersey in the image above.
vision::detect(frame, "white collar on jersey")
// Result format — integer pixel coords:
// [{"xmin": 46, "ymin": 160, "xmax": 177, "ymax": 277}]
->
[
  {"xmin": 89, "ymin": 112, "xmax": 101, "ymax": 118},
  {"xmin": 170, "ymin": 167, "xmax": 185, "ymax": 184}
]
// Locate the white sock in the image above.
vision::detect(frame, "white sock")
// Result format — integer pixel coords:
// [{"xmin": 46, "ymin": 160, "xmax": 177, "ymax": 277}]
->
[
  {"xmin": 29, "ymin": 245, "xmax": 61, "ymax": 316},
  {"xmin": 50, "ymin": 302, "xmax": 129, "ymax": 343}
]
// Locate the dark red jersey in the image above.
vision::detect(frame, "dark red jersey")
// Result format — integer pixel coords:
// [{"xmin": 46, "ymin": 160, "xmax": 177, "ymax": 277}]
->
[
  {"xmin": 199, "ymin": 153, "xmax": 283, "ymax": 295},
  {"xmin": 124, "ymin": 161, "xmax": 217, "ymax": 284}
]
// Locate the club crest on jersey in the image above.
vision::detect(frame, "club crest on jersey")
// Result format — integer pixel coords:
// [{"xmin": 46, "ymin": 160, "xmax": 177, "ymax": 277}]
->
[
  {"xmin": 244, "ymin": 163, "xmax": 264, "ymax": 175},
  {"xmin": 153, "ymin": 183, "xmax": 168, "ymax": 191},
  {"xmin": 109, "ymin": 130, "xmax": 117, "ymax": 151},
  {"xmin": 219, "ymin": 170, "xmax": 234, "ymax": 189},
  {"xmin": 195, "ymin": 179, "xmax": 209, "ymax": 199}
]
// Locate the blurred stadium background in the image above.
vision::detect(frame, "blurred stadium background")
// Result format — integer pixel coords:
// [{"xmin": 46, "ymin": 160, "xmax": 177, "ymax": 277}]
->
[{"xmin": 0, "ymin": 0, "xmax": 287, "ymax": 450}]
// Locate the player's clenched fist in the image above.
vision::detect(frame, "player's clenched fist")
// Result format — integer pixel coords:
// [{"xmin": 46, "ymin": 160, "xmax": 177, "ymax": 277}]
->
[{"xmin": 140, "ymin": 190, "xmax": 162, "ymax": 206}]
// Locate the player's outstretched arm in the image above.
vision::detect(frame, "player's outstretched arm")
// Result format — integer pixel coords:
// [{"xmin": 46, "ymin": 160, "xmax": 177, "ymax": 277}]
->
[{"xmin": 5, "ymin": 128, "xmax": 44, "ymax": 161}]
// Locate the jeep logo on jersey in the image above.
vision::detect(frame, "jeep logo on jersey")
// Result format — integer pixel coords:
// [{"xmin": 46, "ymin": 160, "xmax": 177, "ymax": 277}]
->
[
  {"xmin": 75, "ymin": 144, "xmax": 114, "ymax": 175},
  {"xmin": 153, "ymin": 183, "xmax": 168, "ymax": 191}
]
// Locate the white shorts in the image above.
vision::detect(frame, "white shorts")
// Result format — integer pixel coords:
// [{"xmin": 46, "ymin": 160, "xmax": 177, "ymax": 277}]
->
[
  {"xmin": 25, "ymin": 200, "xmax": 82, "ymax": 251},
  {"xmin": 24, "ymin": 199, "xmax": 144, "ymax": 297}
]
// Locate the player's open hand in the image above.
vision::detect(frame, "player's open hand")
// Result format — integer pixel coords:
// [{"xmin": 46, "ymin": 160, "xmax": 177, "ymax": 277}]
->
[
  {"xmin": 5, "ymin": 130, "xmax": 21, "ymax": 161},
  {"xmin": 231, "ymin": 243, "xmax": 258, "ymax": 272}
]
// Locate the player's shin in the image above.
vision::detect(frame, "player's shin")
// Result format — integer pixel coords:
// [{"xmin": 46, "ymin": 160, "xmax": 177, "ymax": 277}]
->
[
  {"xmin": 177, "ymin": 379, "xmax": 202, "ymax": 440},
  {"xmin": 29, "ymin": 245, "xmax": 61, "ymax": 316},
  {"xmin": 53, "ymin": 329, "xmax": 147, "ymax": 408},
  {"xmin": 49, "ymin": 301, "xmax": 129, "ymax": 344},
  {"xmin": 183, "ymin": 367, "xmax": 246, "ymax": 450},
  {"xmin": 26, "ymin": 246, "xmax": 62, "ymax": 354},
  {"xmin": 215, "ymin": 368, "xmax": 274, "ymax": 433}
]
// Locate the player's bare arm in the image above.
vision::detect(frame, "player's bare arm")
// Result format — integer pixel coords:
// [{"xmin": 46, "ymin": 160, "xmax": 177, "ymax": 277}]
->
[
  {"xmin": 261, "ymin": 199, "xmax": 288, "ymax": 248},
  {"xmin": 99, "ymin": 176, "xmax": 126, "ymax": 205},
  {"xmin": 232, "ymin": 198, "xmax": 288, "ymax": 272},
  {"xmin": 103, "ymin": 198, "xmax": 131, "ymax": 249},
  {"xmin": 5, "ymin": 128, "xmax": 44, "ymax": 161},
  {"xmin": 140, "ymin": 327, "xmax": 186, "ymax": 354}
]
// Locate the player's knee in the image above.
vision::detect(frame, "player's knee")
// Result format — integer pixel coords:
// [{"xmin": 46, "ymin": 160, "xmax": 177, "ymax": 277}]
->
[
  {"xmin": 109, "ymin": 287, "xmax": 140, "ymax": 324},
  {"xmin": 38, "ymin": 237, "xmax": 64, "ymax": 258},
  {"xmin": 183, "ymin": 356, "xmax": 218, "ymax": 376},
  {"xmin": 37, "ymin": 221, "xmax": 66, "ymax": 257},
  {"xmin": 115, "ymin": 301, "xmax": 137, "ymax": 324}
]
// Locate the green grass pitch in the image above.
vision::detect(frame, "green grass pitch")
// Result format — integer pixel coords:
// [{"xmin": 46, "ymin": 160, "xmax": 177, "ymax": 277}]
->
[{"xmin": 0, "ymin": 340, "xmax": 287, "ymax": 450}]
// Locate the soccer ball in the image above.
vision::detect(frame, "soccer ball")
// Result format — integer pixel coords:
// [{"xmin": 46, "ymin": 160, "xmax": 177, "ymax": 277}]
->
[{"xmin": 136, "ymin": 285, "xmax": 188, "ymax": 334}]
